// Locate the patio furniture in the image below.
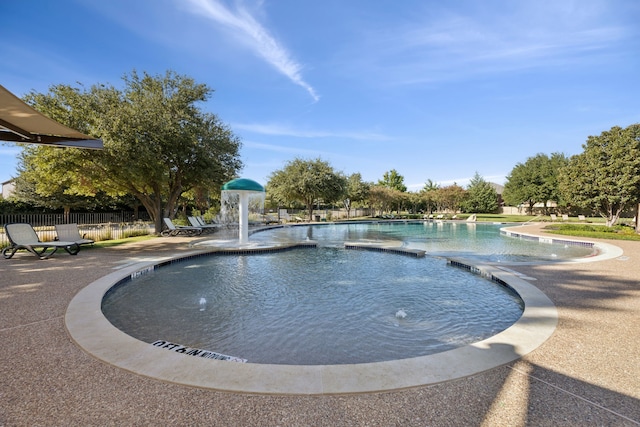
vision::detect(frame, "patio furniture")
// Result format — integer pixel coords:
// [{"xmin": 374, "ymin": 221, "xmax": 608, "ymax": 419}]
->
[
  {"xmin": 161, "ymin": 218, "xmax": 202, "ymax": 237},
  {"xmin": 263, "ymin": 214, "xmax": 280, "ymax": 224},
  {"xmin": 55, "ymin": 223, "xmax": 94, "ymax": 246},
  {"xmin": 188, "ymin": 216, "xmax": 220, "ymax": 233},
  {"xmin": 2, "ymin": 223, "xmax": 80, "ymax": 259}
]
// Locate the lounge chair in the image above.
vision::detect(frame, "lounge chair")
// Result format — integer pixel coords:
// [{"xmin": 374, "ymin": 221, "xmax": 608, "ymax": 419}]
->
[
  {"xmin": 55, "ymin": 223, "xmax": 94, "ymax": 246},
  {"xmin": 2, "ymin": 223, "xmax": 80, "ymax": 259},
  {"xmin": 578, "ymin": 215, "xmax": 586, "ymax": 221},
  {"xmin": 188, "ymin": 216, "xmax": 219, "ymax": 233},
  {"xmin": 161, "ymin": 218, "xmax": 202, "ymax": 237},
  {"xmin": 550, "ymin": 214, "xmax": 558, "ymax": 221},
  {"xmin": 562, "ymin": 214, "xmax": 569, "ymax": 221},
  {"xmin": 263, "ymin": 214, "xmax": 280, "ymax": 224}
]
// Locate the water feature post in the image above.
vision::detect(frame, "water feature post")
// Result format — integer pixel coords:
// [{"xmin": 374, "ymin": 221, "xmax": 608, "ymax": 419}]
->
[
  {"xmin": 221, "ymin": 178, "xmax": 266, "ymax": 245},
  {"xmin": 238, "ymin": 191, "xmax": 249, "ymax": 244}
]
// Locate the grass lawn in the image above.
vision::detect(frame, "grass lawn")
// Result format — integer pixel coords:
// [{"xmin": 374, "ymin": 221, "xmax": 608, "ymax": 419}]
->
[
  {"xmin": 471, "ymin": 214, "xmax": 639, "ymax": 241},
  {"xmin": 543, "ymin": 223, "xmax": 640, "ymax": 241},
  {"xmin": 84, "ymin": 235, "xmax": 157, "ymax": 249}
]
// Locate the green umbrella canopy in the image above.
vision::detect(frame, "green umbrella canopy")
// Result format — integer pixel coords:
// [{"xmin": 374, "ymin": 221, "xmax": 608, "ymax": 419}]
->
[{"xmin": 221, "ymin": 178, "xmax": 265, "ymax": 192}]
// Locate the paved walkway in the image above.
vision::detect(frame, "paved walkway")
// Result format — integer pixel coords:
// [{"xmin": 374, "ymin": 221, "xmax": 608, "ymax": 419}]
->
[{"xmin": 1, "ymin": 224, "xmax": 638, "ymax": 426}]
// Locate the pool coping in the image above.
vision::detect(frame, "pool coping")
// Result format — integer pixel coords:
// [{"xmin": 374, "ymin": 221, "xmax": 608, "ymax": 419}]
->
[{"xmin": 66, "ymin": 242, "xmax": 560, "ymax": 395}]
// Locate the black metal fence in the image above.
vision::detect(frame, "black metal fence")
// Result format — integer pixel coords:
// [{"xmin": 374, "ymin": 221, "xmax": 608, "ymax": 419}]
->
[{"xmin": 0, "ymin": 211, "xmax": 154, "ymax": 247}]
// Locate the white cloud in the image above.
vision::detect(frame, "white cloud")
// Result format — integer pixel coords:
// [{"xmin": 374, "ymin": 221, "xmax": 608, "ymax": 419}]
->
[
  {"xmin": 243, "ymin": 141, "xmax": 321, "ymax": 156},
  {"xmin": 183, "ymin": 0, "xmax": 319, "ymax": 101},
  {"xmin": 351, "ymin": 2, "xmax": 630, "ymax": 85},
  {"xmin": 234, "ymin": 122, "xmax": 391, "ymax": 141}
]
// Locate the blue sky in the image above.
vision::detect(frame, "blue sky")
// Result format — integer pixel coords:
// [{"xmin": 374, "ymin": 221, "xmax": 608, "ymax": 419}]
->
[{"xmin": 1, "ymin": 0, "xmax": 639, "ymax": 190}]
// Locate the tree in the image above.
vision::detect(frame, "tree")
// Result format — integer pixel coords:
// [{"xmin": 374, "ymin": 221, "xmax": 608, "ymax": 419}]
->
[
  {"xmin": 559, "ymin": 124, "xmax": 640, "ymax": 226},
  {"xmin": 13, "ymin": 146, "xmax": 124, "ymax": 217},
  {"xmin": 343, "ymin": 173, "xmax": 370, "ymax": 219},
  {"xmin": 20, "ymin": 70, "xmax": 242, "ymax": 233},
  {"xmin": 434, "ymin": 184, "xmax": 467, "ymax": 213},
  {"xmin": 419, "ymin": 179, "xmax": 440, "ymax": 214},
  {"xmin": 503, "ymin": 153, "xmax": 567, "ymax": 215},
  {"xmin": 378, "ymin": 169, "xmax": 407, "ymax": 192},
  {"xmin": 463, "ymin": 172, "xmax": 498, "ymax": 213},
  {"xmin": 368, "ymin": 185, "xmax": 396, "ymax": 215},
  {"xmin": 267, "ymin": 158, "xmax": 346, "ymax": 221}
]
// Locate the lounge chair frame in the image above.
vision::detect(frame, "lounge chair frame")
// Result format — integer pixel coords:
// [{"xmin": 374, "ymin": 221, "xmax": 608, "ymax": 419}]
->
[
  {"xmin": 55, "ymin": 223, "xmax": 95, "ymax": 246},
  {"xmin": 161, "ymin": 218, "xmax": 202, "ymax": 237},
  {"xmin": 2, "ymin": 223, "xmax": 80, "ymax": 259},
  {"xmin": 187, "ymin": 216, "xmax": 220, "ymax": 233}
]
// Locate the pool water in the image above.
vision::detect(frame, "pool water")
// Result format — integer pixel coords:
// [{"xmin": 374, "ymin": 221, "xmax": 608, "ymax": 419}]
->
[
  {"xmin": 101, "ymin": 222, "xmax": 590, "ymax": 365},
  {"xmin": 102, "ymin": 248, "xmax": 523, "ymax": 365},
  {"xmin": 251, "ymin": 222, "xmax": 593, "ymax": 262}
]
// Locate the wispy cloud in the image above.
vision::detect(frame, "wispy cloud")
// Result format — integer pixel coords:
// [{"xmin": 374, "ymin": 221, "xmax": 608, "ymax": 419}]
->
[
  {"xmin": 354, "ymin": 2, "xmax": 630, "ymax": 85},
  {"xmin": 243, "ymin": 141, "xmax": 324, "ymax": 156},
  {"xmin": 234, "ymin": 122, "xmax": 391, "ymax": 141},
  {"xmin": 183, "ymin": 0, "xmax": 319, "ymax": 101}
]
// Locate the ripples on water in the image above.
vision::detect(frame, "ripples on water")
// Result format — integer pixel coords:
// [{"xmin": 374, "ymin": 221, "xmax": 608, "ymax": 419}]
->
[{"xmin": 102, "ymin": 222, "xmax": 589, "ymax": 365}]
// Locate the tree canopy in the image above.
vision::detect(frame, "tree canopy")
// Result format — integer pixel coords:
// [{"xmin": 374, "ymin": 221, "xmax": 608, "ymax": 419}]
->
[
  {"xmin": 267, "ymin": 158, "xmax": 346, "ymax": 221},
  {"xmin": 502, "ymin": 152, "xmax": 567, "ymax": 214},
  {"xmin": 559, "ymin": 124, "xmax": 640, "ymax": 226},
  {"xmin": 462, "ymin": 172, "xmax": 498, "ymax": 213},
  {"xmin": 377, "ymin": 169, "xmax": 407, "ymax": 192},
  {"xmin": 343, "ymin": 173, "xmax": 370, "ymax": 219},
  {"xmin": 17, "ymin": 70, "xmax": 242, "ymax": 233}
]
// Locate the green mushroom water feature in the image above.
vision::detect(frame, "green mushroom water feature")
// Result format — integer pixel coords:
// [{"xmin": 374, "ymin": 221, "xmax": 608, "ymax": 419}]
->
[{"xmin": 220, "ymin": 178, "xmax": 266, "ymax": 244}]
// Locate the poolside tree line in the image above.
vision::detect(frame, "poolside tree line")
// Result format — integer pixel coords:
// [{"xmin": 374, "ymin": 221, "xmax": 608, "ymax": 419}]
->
[
  {"xmin": 3, "ymin": 70, "xmax": 639, "ymax": 231},
  {"xmin": 502, "ymin": 123, "xmax": 640, "ymax": 227},
  {"xmin": 8, "ymin": 70, "xmax": 242, "ymax": 234},
  {"xmin": 265, "ymin": 162, "xmax": 499, "ymax": 220}
]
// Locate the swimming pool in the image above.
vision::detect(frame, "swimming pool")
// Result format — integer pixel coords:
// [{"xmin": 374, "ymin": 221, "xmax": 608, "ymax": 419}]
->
[
  {"xmin": 250, "ymin": 221, "xmax": 594, "ymax": 262},
  {"xmin": 102, "ymin": 246, "xmax": 524, "ymax": 365},
  {"xmin": 101, "ymin": 222, "xmax": 591, "ymax": 366}
]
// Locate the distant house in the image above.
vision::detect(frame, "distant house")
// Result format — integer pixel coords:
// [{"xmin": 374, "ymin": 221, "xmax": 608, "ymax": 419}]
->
[{"xmin": 1, "ymin": 179, "xmax": 15, "ymax": 199}]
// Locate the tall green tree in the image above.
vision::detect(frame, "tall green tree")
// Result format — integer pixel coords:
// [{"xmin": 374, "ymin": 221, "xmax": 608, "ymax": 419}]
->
[
  {"xmin": 378, "ymin": 169, "xmax": 407, "ymax": 192},
  {"xmin": 19, "ymin": 70, "xmax": 242, "ymax": 233},
  {"xmin": 434, "ymin": 184, "xmax": 467, "ymax": 213},
  {"xmin": 503, "ymin": 153, "xmax": 567, "ymax": 214},
  {"xmin": 463, "ymin": 172, "xmax": 498, "ymax": 213},
  {"xmin": 267, "ymin": 158, "xmax": 346, "ymax": 221},
  {"xmin": 419, "ymin": 179, "xmax": 440, "ymax": 214},
  {"xmin": 343, "ymin": 173, "xmax": 370, "ymax": 219},
  {"xmin": 559, "ymin": 124, "xmax": 640, "ymax": 226},
  {"xmin": 368, "ymin": 185, "xmax": 397, "ymax": 215}
]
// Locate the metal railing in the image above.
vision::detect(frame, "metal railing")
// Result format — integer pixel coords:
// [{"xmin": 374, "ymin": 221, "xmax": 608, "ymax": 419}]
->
[{"xmin": 0, "ymin": 211, "xmax": 153, "ymax": 247}]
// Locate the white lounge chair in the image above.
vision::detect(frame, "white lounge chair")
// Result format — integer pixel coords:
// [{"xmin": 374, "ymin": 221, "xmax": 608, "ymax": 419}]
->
[
  {"xmin": 550, "ymin": 214, "xmax": 558, "ymax": 221},
  {"xmin": 55, "ymin": 223, "xmax": 94, "ymax": 246},
  {"xmin": 188, "ymin": 216, "xmax": 219, "ymax": 233},
  {"xmin": 263, "ymin": 214, "xmax": 280, "ymax": 224},
  {"xmin": 2, "ymin": 223, "xmax": 80, "ymax": 259},
  {"xmin": 161, "ymin": 218, "xmax": 202, "ymax": 237}
]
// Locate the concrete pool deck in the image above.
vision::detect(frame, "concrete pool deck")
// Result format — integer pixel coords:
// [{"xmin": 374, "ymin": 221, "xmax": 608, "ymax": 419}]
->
[{"xmin": 1, "ymin": 222, "xmax": 639, "ymax": 425}]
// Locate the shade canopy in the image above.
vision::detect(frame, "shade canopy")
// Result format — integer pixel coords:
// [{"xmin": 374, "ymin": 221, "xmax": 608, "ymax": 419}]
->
[
  {"xmin": 0, "ymin": 85, "xmax": 103, "ymax": 149},
  {"xmin": 221, "ymin": 178, "xmax": 265, "ymax": 192}
]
